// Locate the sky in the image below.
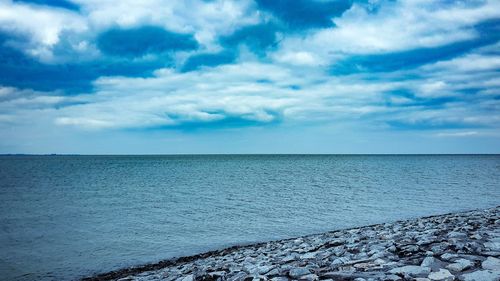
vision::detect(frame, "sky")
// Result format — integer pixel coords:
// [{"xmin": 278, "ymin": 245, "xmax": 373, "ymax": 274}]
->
[{"xmin": 0, "ymin": 0, "xmax": 499, "ymax": 154}]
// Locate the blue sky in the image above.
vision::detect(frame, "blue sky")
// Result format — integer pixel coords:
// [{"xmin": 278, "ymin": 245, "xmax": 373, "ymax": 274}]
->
[{"xmin": 0, "ymin": 0, "xmax": 499, "ymax": 154}]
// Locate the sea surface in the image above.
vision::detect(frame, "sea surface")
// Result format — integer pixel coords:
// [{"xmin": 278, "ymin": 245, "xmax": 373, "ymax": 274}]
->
[{"xmin": 0, "ymin": 155, "xmax": 499, "ymax": 281}]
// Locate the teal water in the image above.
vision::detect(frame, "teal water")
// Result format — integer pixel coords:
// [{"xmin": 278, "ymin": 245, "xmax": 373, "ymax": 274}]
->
[{"xmin": 0, "ymin": 155, "xmax": 499, "ymax": 280}]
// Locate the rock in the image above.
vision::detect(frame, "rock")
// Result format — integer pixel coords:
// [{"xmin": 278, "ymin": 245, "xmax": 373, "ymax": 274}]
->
[
  {"xmin": 288, "ymin": 268, "xmax": 311, "ymax": 279},
  {"xmin": 208, "ymin": 271, "xmax": 227, "ymax": 278},
  {"xmin": 460, "ymin": 270, "xmax": 500, "ymax": 281},
  {"xmin": 428, "ymin": 269, "xmax": 454, "ymax": 281},
  {"xmin": 385, "ymin": 274, "xmax": 402, "ymax": 281},
  {"xmin": 283, "ymin": 255, "xmax": 298, "ymax": 263},
  {"xmin": 321, "ymin": 271, "xmax": 385, "ymax": 280},
  {"xmin": 471, "ymin": 234, "xmax": 483, "ymax": 240},
  {"xmin": 331, "ymin": 257, "xmax": 349, "ymax": 267},
  {"xmin": 353, "ymin": 262, "xmax": 371, "ymax": 270},
  {"xmin": 389, "ymin": 265, "xmax": 431, "ymax": 277},
  {"xmin": 449, "ymin": 232, "xmax": 467, "ymax": 239},
  {"xmin": 270, "ymin": 277, "xmax": 288, "ymax": 281},
  {"xmin": 441, "ymin": 253, "xmax": 459, "ymax": 261},
  {"xmin": 399, "ymin": 245, "xmax": 420, "ymax": 256},
  {"xmin": 298, "ymin": 274, "xmax": 318, "ymax": 281},
  {"xmin": 422, "ymin": 257, "xmax": 441, "ymax": 268},
  {"xmin": 482, "ymin": 257, "xmax": 500, "ymax": 271},
  {"xmin": 432, "ymin": 243, "xmax": 451, "ymax": 255},
  {"xmin": 179, "ymin": 274, "xmax": 195, "ymax": 281},
  {"xmin": 300, "ymin": 252, "xmax": 317, "ymax": 259},
  {"xmin": 415, "ymin": 278, "xmax": 431, "ymax": 281},
  {"xmin": 266, "ymin": 268, "xmax": 280, "ymax": 276},
  {"xmin": 227, "ymin": 272, "xmax": 249, "ymax": 281},
  {"xmin": 484, "ymin": 241, "xmax": 500, "ymax": 252},
  {"xmin": 483, "ymin": 251, "xmax": 500, "ymax": 257},
  {"xmin": 447, "ymin": 259, "xmax": 474, "ymax": 272},
  {"xmin": 258, "ymin": 265, "xmax": 276, "ymax": 275}
]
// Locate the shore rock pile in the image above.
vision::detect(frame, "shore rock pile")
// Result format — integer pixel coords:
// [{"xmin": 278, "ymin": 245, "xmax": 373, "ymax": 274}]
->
[{"xmin": 84, "ymin": 206, "xmax": 500, "ymax": 281}]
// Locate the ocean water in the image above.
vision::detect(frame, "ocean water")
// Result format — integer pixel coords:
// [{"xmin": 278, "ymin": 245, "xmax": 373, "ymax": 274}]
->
[{"xmin": 0, "ymin": 155, "xmax": 499, "ymax": 281}]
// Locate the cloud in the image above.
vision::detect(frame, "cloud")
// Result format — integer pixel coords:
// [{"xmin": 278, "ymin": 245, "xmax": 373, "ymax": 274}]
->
[
  {"xmin": 0, "ymin": 0, "xmax": 87, "ymax": 61},
  {"xmin": 219, "ymin": 22, "xmax": 282, "ymax": 56},
  {"xmin": 97, "ymin": 26, "xmax": 198, "ymax": 57},
  {"xmin": 13, "ymin": 0, "xmax": 80, "ymax": 11},
  {"xmin": 274, "ymin": 0, "xmax": 500, "ymax": 66},
  {"xmin": 255, "ymin": 0, "xmax": 352, "ymax": 29},
  {"xmin": 0, "ymin": 38, "xmax": 169, "ymax": 92},
  {"xmin": 329, "ymin": 26, "xmax": 500, "ymax": 74},
  {"xmin": 181, "ymin": 50, "xmax": 236, "ymax": 72},
  {"xmin": 435, "ymin": 131, "xmax": 479, "ymax": 137}
]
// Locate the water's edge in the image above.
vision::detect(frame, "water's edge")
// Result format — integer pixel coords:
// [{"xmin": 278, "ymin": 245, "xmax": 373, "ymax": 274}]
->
[{"xmin": 81, "ymin": 206, "xmax": 500, "ymax": 281}]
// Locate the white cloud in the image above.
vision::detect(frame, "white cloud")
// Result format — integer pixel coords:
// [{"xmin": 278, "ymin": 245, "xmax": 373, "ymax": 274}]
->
[
  {"xmin": 435, "ymin": 131, "xmax": 479, "ymax": 137},
  {"xmin": 273, "ymin": 0, "xmax": 500, "ymax": 64},
  {"xmin": 0, "ymin": 0, "xmax": 261, "ymax": 61},
  {"xmin": 272, "ymin": 51, "xmax": 322, "ymax": 66},
  {"xmin": 0, "ymin": 0, "xmax": 87, "ymax": 61}
]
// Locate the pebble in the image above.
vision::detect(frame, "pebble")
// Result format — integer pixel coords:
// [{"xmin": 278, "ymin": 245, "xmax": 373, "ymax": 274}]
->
[
  {"xmin": 288, "ymin": 267, "xmax": 311, "ymax": 278},
  {"xmin": 447, "ymin": 259, "xmax": 474, "ymax": 272},
  {"xmin": 428, "ymin": 269, "xmax": 454, "ymax": 281},
  {"xmin": 389, "ymin": 265, "xmax": 431, "ymax": 277},
  {"xmin": 482, "ymin": 257, "xmax": 500, "ymax": 271},
  {"xmin": 461, "ymin": 270, "xmax": 500, "ymax": 281}
]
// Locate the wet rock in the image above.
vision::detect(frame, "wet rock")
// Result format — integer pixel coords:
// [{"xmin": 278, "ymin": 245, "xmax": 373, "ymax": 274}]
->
[
  {"xmin": 258, "ymin": 266, "xmax": 276, "ymax": 275},
  {"xmin": 385, "ymin": 274, "xmax": 402, "ymax": 281},
  {"xmin": 432, "ymin": 243, "xmax": 450, "ymax": 255},
  {"xmin": 482, "ymin": 257, "xmax": 500, "ymax": 271},
  {"xmin": 447, "ymin": 259, "xmax": 474, "ymax": 272},
  {"xmin": 270, "ymin": 277, "xmax": 288, "ymax": 281},
  {"xmin": 227, "ymin": 272, "xmax": 248, "ymax": 281},
  {"xmin": 298, "ymin": 274, "xmax": 318, "ymax": 281},
  {"xmin": 441, "ymin": 253, "xmax": 459, "ymax": 262},
  {"xmin": 266, "ymin": 268, "xmax": 280, "ymax": 276},
  {"xmin": 422, "ymin": 257, "xmax": 441, "ymax": 269},
  {"xmin": 460, "ymin": 270, "xmax": 500, "ymax": 281},
  {"xmin": 449, "ymin": 232, "xmax": 467, "ymax": 239},
  {"xmin": 389, "ymin": 265, "xmax": 431, "ymax": 277},
  {"xmin": 180, "ymin": 275, "xmax": 195, "ymax": 281},
  {"xmin": 428, "ymin": 269, "xmax": 454, "ymax": 281},
  {"xmin": 288, "ymin": 268, "xmax": 311, "ymax": 279},
  {"xmin": 484, "ymin": 241, "xmax": 500, "ymax": 252},
  {"xmin": 331, "ymin": 257, "xmax": 349, "ymax": 267}
]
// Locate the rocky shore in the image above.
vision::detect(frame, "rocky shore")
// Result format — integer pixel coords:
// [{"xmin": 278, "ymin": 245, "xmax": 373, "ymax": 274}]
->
[{"xmin": 83, "ymin": 206, "xmax": 500, "ymax": 281}]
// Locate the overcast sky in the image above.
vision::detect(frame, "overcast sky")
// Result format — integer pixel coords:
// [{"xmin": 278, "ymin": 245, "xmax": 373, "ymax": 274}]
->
[{"xmin": 0, "ymin": 0, "xmax": 499, "ymax": 154}]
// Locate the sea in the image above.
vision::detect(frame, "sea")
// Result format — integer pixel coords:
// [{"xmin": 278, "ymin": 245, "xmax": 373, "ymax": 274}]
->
[{"xmin": 0, "ymin": 155, "xmax": 499, "ymax": 280}]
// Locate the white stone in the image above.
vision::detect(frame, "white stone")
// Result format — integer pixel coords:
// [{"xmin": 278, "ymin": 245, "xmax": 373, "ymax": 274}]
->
[
  {"xmin": 447, "ymin": 259, "xmax": 474, "ymax": 272},
  {"xmin": 300, "ymin": 252, "xmax": 317, "ymax": 259},
  {"xmin": 441, "ymin": 253, "xmax": 459, "ymax": 261},
  {"xmin": 179, "ymin": 274, "xmax": 195, "ymax": 281},
  {"xmin": 289, "ymin": 268, "xmax": 311, "ymax": 278},
  {"xmin": 422, "ymin": 257, "xmax": 440, "ymax": 268},
  {"xmin": 482, "ymin": 257, "xmax": 500, "ymax": 271},
  {"xmin": 428, "ymin": 269, "xmax": 454, "ymax": 281},
  {"xmin": 461, "ymin": 270, "xmax": 500, "ymax": 281},
  {"xmin": 389, "ymin": 265, "xmax": 431, "ymax": 276},
  {"xmin": 484, "ymin": 242, "xmax": 500, "ymax": 252}
]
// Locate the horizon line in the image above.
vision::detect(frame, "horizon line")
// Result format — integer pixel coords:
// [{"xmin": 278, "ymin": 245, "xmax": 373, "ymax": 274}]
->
[{"xmin": 1, "ymin": 153, "xmax": 500, "ymax": 156}]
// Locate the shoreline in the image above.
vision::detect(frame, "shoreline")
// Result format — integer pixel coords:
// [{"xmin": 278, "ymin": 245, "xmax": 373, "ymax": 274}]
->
[{"xmin": 82, "ymin": 206, "xmax": 500, "ymax": 281}]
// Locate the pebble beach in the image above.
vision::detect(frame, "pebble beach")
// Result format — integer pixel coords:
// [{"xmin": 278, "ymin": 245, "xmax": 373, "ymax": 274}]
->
[{"xmin": 83, "ymin": 206, "xmax": 500, "ymax": 281}]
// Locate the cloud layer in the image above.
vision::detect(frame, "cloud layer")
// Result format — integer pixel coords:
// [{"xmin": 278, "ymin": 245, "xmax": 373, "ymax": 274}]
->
[{"xmin": 0, "ymin": 0, "xmax": 499, "ymax": 153}]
